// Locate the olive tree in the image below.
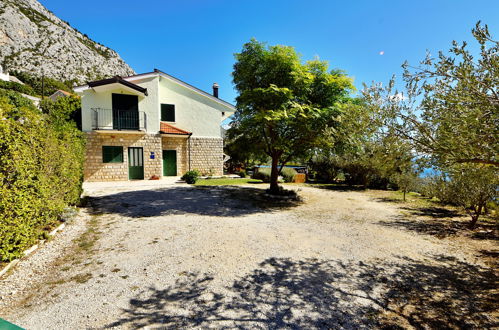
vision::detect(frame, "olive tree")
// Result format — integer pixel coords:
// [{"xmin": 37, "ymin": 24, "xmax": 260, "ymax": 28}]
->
[
  {"xmin": 363, "ymin": 22, "xmax": 498, "ymax": 228},
  {"xmin": 363, "ymin": 22, "xmax": 498, "ymax": 168}
]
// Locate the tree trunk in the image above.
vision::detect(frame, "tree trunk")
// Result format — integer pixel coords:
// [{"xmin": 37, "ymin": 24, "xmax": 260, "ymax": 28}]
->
[
  {"xmin": 468, "ymin": 204, "xmax": 483, "ymax": 229},
  {"xmin": 403, "ymin": 189, "xmax": 406, "ymax": 202},
  {"xmin": 468, "ymin": 215, "xmax": 479, "ymax": 230},
  {"xmin": 269, "ymin": 155, "xmax": 280, "ymax": 195}
]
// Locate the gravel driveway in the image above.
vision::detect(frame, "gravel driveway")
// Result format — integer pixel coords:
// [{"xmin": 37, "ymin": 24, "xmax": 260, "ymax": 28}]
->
[{"xmin": 1, "ymin": 182, "xmax": 496, "ymax": 329}]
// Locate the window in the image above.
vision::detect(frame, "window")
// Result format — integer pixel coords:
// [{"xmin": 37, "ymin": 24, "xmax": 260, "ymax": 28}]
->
[
  {"xmin": 102, "ymin": 146, "xmax": 123, "ymax": 163},
  {"xmin": 161, "ymin": 104, "xmax": 175, "ymax": 122}
]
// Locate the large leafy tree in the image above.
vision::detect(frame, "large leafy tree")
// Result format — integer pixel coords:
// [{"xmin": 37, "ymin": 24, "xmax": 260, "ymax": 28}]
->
[{"xmin": 230, "ymin": 39, "xmax": 354, "ymax": 193}]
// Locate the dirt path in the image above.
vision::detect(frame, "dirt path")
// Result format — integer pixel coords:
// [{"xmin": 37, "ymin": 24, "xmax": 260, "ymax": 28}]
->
[{"xmin": 1, "ymin": 183, "xmax": 496, "ymax": 329}]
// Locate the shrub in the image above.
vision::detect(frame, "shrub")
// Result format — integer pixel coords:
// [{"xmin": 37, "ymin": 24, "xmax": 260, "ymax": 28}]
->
[
  {"xmin": 252, "ymin": 167, "xmax": 271, "ymax": 183},
  {"xmin": 252, "ymin": 167, "xmax": 297, "ymax": 183},
  {"xmin": 281, "ymin": 167, "xmax": 297, "ymax": 183},
  {"xmin": 236, "ymin": 169, "xmax": 246, "ymax": 178},
  {"xmin": 9, "ymin": 70, "xmax": 73, "ymax": 96},
  {"xmin": 181, "ymin": 170, "xmax": 200, "ymax": 184},
  {"xmin": 0, "ymin": 91, "xmax": 84, "ymax": 262},
  {"xmin": 0, "ymin": 80, "xmax": 37, "ymax": 96}
]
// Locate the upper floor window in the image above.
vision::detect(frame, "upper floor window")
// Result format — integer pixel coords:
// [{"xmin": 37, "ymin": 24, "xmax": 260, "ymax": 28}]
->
[{"xmin": 161, "ymin": 104, "xmax": 175, "ymax": 122}]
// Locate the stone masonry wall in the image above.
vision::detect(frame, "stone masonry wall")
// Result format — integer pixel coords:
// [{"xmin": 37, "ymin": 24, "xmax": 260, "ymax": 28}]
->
[
  {"xmin": 161, "ymin": 136, "xmax": 188, "ymax": 175},
  {"xmin": 84, "ymin": 133, "xmax": 224, "ymax": 181},
  {"xmin": 84, "ymin": 132, "xmax": 162, "ymax": 182},
  {"xmin": 189, "ymin": 137, "xmax": 224, "ymax": 176}
]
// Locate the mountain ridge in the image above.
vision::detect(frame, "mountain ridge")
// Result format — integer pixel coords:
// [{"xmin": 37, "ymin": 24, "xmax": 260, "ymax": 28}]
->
[{"xmin": 0, "ymin": 0, "xmax": 135, "ymax": 84}]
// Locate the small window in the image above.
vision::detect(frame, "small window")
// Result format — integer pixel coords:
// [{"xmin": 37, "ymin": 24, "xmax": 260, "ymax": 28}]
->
[
  {"xmin": 161, "ymin": 104, "xmax": 175, "ymax": 122},
  {"xmin": 102, "ymin": 146, "xmax": 123, "ymax": 163}
]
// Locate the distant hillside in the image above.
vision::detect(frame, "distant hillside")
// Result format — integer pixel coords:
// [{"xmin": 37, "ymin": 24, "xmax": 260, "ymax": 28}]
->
[{"xmin": 0, "ymin": 0, "xmax": 135, "ymax": 84}]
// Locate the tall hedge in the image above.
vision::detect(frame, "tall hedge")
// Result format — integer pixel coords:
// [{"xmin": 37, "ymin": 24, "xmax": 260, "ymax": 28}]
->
[{"xmin": 0, "ymin": 91, "xmax": 84, "ymax": 261}]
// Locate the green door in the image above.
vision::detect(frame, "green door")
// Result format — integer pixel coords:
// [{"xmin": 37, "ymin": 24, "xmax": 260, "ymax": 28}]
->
[
  {"xmin": 163, "ymin": 150, "xmax": 177, "ymax": 176},
  {"xmin": 128, "ymin": 147, "xmax": 144, "ymax": 180}
]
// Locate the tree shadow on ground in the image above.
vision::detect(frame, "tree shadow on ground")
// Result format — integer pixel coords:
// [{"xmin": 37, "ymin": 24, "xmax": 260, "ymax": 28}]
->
[
  {"xmin": 378, "ymin": 214, "xmax": 467, "ymax": 238},
  {"xmin": 378, "ymin": 212, "xmax": 497, "ymax": 240},
  {"xmin": 87, "ymin": 186, "xmax": 301, "ymax": 218},
  {"xmin": 401, "ymin": 206, "xmax": 462, "ymax": 219},
  {"xmin": 371, "ymin": 196, "xmax": 405, "ymax": 204},
  {"xmin": 107, "ymin": 256, "xmax": 497, "ymax": 329},
  {"xmin": 308, "ymin": 183, "xmax": 366, "ymax": 192},
  {"xmin": 371, "ymin": 196, "xmax": 497, "ymax": 241}
]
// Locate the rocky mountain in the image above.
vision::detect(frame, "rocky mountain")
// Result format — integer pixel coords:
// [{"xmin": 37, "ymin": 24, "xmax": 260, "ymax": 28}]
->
[{"xmin": 0, "ymin": 0, "xmax": 135, "ymax": 84}]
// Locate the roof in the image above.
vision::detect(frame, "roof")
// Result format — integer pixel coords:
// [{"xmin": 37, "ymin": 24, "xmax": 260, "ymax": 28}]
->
[
  {"xmin": 86, "ymin": 76, "xmax": 148, "ymax": 95},
  {"xmin": 58, "ymin": 90, "xmax": 72, "ymax": 96},
  {"xmin": 150, "ymin": 69, "xmax": 234, "ymax": 110},
  {"xmin": 50, "ymin": 90, "xmax": 71, "ymax": 97},
  {"xmin": 159, "ymin": 122, "xmax": 192, "ymax": 135},
  {"xmin": 74, "ymin": 70, "xmax": 235, "ymax": 112}
]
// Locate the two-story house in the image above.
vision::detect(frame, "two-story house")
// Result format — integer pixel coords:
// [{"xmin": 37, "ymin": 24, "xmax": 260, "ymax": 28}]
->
[{"xmin": 74, "ymin": 69, "xmax": 235, "ymax": 181}]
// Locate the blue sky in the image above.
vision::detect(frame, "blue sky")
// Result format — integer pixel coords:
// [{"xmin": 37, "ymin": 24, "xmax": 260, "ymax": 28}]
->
[{"xmin": 40, "ymin": 0, "xmax": 498, "ymax": 104}]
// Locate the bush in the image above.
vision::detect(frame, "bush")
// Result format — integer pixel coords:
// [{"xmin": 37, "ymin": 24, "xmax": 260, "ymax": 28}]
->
[
  {"xmin": 0, "ymin": 91, "xmax": 84, "ymax": 262},
  {"xmin": 252, "ymin": 167, "xmax": 271, "ymax": 182},
  {"xmin": 0, "ymin": 80, "xmax": 37, "ymax": 96},
  {"xmin": 281, "ymin": 167, "xmax": 297, "ymax": 183},
  {"xmin": 9, "ymin": 70, "xmax": 73, "ymax": 96},
  {"xmin": 181, "ymin": 170, "xmax": 200, "ymax": 184},
  {"xmin": 236, "ymin": 169, "xmax": 247, "ymax": 178},
  {"xmin": 252, "ymin": 167, "xmax": 297, "ymax": 183}
]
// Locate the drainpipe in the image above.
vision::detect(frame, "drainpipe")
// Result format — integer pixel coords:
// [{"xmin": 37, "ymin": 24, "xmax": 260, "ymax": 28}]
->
[{"xmin": 188, "ymin": 133, "xmax": 192, "ymax": 171}]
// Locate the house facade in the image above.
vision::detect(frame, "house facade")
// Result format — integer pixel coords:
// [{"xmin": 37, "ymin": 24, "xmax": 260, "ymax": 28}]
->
[{"xmin": 74, "ymin": 69, "xmax": 235, "ymax": 182}]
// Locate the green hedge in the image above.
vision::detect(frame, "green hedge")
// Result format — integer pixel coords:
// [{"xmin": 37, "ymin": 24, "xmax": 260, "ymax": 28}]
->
[{"xmin": 0, "ymin": 91, "xmax": 84, "ymax": 261}]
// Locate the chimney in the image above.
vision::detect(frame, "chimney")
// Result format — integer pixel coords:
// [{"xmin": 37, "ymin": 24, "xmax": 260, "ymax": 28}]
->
[{"xmin": 212, "ymin": 82, "xmax": 219, "ymax": 98}]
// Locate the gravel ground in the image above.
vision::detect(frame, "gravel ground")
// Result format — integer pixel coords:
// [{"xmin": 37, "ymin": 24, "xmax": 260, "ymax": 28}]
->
[{"xmin": 1, "ymin": 182, "xmax": 496, "ymax": 329}]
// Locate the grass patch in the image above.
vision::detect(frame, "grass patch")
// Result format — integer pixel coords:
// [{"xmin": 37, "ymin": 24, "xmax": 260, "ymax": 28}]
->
[
  {"xmin": 195, "ymin": 178, "xmax": 263, "ymax": 186},
  {"xmin": 71, "ymin": 272, "xmax": 93, "ymax": 284}
]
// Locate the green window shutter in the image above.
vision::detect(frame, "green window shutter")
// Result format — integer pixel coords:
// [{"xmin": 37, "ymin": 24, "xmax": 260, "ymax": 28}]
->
[
  {"xmin": 161, "ymin": 104, "xmax": 175, "ymax": 122},
  {"xmin": 102, "ymin": 146, "xmax": 123, "ymax": 163}
]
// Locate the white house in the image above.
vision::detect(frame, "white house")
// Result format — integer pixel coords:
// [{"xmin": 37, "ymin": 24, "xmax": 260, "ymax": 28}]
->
[{"xmin": 74, "ymin": 69, "xmax": 235, "ymax": 181}]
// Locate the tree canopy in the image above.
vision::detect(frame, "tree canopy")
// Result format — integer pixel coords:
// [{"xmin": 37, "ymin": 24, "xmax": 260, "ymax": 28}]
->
[
  {"xmin": 363, "ymin": 22, "xmax": 498, "ymax": 168},
  {"xmin": 229, "ymin": 39, "xmax": 354, "ymax": 193},
  {"xmin": 362, "ymin": 22, "xmax": 498, "ymax": 227}
]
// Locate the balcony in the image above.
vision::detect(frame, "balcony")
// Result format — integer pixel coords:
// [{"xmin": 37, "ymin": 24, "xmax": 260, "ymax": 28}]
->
[{"xmin": 91, "ymin": 108, "xmax": 146, "ymax": 131}]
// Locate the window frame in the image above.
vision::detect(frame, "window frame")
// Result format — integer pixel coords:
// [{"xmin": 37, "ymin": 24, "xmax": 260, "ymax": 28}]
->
[
  {"xmin": 102, "ymin": 146, "xmax": 124, "ymax": 163},
  {"xmin": 161, "ymin": 104, "xmax": 175, "ymax": 122}
]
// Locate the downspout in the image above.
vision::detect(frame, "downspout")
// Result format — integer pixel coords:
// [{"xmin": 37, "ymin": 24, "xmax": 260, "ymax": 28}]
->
[{"xmin": 188, "ymin": 133, "xmax": 192, "ymax": 171}]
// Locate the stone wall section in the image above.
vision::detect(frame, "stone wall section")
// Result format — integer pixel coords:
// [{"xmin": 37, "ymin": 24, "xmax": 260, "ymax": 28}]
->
[
  {"xmin": 189, "ymin": 137, "xmax": 224, "ymax": 176},
  {"xmin": 161, "ymin": 136, "xmax": 188, "ymax": 175},
  {"xmin": 84, "ymin": 133, "xmax": 224, "ymax": 181},
  {"xmin": 84, "ymin": 132, "xmax": 162, "ymax": 182}
]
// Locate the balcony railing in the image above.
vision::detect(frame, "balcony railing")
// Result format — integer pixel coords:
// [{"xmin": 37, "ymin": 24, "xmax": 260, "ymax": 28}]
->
[{"xmin": 91, "ymin": 108, "xmax": 146, "ymax": 131}]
